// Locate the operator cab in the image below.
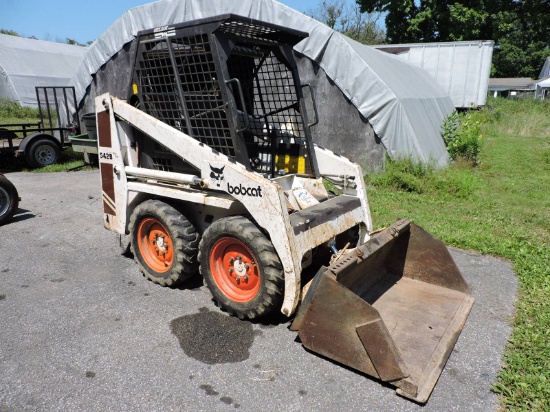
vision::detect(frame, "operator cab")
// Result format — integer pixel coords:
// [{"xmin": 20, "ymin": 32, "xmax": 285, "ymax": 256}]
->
[{"xmin": 129, "ymin": 14, "xmax": 318, "ymax": 179}]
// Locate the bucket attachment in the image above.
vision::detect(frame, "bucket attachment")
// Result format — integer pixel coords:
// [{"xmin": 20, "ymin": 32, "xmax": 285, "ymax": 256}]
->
[{"xmin": 291, "ymin": 219, "xmax": 474, "ymax": 403}]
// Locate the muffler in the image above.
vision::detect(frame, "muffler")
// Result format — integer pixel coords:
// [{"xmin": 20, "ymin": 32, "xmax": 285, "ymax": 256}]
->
[{"xmin": 291, "ymin": 219, "xmax": 474, "ymax": 403}]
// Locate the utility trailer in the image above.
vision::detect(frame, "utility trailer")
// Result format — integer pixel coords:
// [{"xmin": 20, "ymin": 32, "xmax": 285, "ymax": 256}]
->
[
  {"xmin": 0, "ymin": 86, "xmax": 80, "ymax": 167},
  {"xmin": 95, "ymin": 15, "xmax": 474, "ymax": 403}
]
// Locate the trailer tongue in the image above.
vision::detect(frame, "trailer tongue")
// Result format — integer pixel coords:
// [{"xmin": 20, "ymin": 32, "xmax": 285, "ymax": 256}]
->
[{"xmin": 292, "ymin": 219, "xmax": 474, "ymax": 402}]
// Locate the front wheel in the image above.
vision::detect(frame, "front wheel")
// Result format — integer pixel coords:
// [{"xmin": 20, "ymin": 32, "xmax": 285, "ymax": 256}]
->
[
  {"xmin": 25, "ymin": 138, "xmax": 60, "ymax": 167},
  {"xmin": 129, "ymin": 200, "xmax": 199, "ymax": 286},
  {"xmin": 0, "ymin": 175, "xmax": 19, "ymax": 225},
  {"xmin": 199, "ymin": 216, "xmax": 284, "ymax": 320}
]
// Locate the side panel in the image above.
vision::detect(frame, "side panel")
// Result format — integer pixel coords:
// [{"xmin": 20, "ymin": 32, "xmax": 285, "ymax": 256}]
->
[
  {"xmin": 314, "ymin": 144, "xmax": 372, "ymax": 237},
  {"xmin": 96, "ymin": 96, "xmax": 128, "ymax": 235},
  {"xmin": 376, "ymin": 41, "xmax": 494, "ymax": 108}
]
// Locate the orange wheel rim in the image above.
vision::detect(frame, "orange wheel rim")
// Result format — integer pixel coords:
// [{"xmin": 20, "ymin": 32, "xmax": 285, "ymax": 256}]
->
[
  {"xmin": 137, "ymin": 217, "xmax": 174, "ymax": 273},
  {"xmin": 210, "ymin": 237, "xmax": 260, "ymax": 302}
]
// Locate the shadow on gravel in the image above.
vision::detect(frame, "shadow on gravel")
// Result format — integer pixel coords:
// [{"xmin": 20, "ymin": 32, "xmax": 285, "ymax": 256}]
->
[{"xmin": 6, "ymin": 209, "xmax": 35, "ymax": 224}]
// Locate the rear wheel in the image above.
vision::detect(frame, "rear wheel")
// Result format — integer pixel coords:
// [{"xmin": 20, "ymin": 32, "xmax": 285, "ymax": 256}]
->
[
  {"xmin": 199, "ymin": 216, "xmax": 284, "ymax": 319},
  {"xmin": 25, "ymin": 138, "xmax": 60, "ymax": 167},
  {"xmin": 129, "ymin": 200, "xmax": 199, "ymax": 286},
  {"xmin": 0, "ymin": 175, "xmax": 19, "ymax": 225}
]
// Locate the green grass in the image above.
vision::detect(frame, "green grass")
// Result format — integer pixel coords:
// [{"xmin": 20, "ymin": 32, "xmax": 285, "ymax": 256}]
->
[
  {"xmin": 0, "ymin": 98, "xmax": 42, "ymax": 120},
  {"xmin": 0, "ymin": 98, "xmax": 43, "ymax": 139},
  {"xmin": 366, "ymin": 97, "xmax": 550, "ymax": 410}
]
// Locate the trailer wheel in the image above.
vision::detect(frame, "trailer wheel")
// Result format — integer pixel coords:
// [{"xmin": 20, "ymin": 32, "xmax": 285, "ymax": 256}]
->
[
  {"xmin": 199, "ymin": 216, "xmax": 284, "ymax": 320},
  {"xmin": 0, "ymin": 175, "xmax": 19, "ymax": 225},
  {"xmin": 129, "ymin": 200, "xmax": 199, "ymax": 286},
  {"xmin": 25, "ymin": 138, "xmax": 60, "ymax": 167}
]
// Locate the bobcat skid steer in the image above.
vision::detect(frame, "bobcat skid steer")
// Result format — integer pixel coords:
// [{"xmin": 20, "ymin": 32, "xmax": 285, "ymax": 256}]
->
[{"xmin": 95, "ymin": 14, "xmax": 474, "ymax": 403}]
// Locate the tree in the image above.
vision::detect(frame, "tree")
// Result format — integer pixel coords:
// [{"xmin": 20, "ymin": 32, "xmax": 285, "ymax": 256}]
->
[
  {"xmin": 308, "ymin": 0, "xmax": 386, "ymax": 44},
  {"xmin": 65, "ymin": 38, "xmax": 87, "ymax": 47},
  {"xmin": 492, "ymin": 0, "xmax": 550, "ymax": 77},
  {"xmin": 0, "ymin": 28, "xmax": 89, "ymax": 46},
  {"xmin": 358, "ymin": 0, "xmax": 495, "ymax": 42},
  {"xmin": 0, "ymin": 29, "xmax": 20, "ymax": 36},
  {"xmin": 356, "ymin": 0, "xmax": 550, "ymax": 78}
]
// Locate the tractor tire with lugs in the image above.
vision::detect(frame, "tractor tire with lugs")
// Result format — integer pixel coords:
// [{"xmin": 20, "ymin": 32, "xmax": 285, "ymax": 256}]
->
[
  {"xmin": 129, "ymin": 200, "xmax": 199, "ymax": 286},
  {"xmin": 199, "ymin": 216, "xmax": 284, "ymax": 320}
]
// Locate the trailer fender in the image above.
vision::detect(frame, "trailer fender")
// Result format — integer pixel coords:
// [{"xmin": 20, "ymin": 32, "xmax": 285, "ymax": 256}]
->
[{"xmin": 17, "ymin": 133, "xmax": 61, "ymax": 154}]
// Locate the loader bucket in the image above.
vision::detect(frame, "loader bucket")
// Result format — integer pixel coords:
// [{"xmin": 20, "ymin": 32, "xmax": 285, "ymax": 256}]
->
[{"xmin": 291, "ymin": 219, "xmax": 474, "ymax": 403}]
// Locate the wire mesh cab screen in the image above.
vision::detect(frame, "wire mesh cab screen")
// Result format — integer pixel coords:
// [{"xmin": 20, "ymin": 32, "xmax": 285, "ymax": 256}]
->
[{"xmin": 131, "ymin": 15, "xmax": 317, "ymax": 177}]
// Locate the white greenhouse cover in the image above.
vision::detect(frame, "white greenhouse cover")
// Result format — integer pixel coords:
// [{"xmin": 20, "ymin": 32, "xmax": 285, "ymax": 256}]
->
[
  {"xmin": 0, "ymin": 34, "xmax": 86, "ymax": 107},
  {"xmin": 70, "ymin": 0, "xmax": 454, "ymax": 166}
]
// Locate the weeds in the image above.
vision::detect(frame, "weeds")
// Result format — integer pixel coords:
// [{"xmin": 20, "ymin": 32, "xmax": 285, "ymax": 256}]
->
[
  {"xmin": 484, "ymin": 97, "xmax": 550, "ymax": 138},
  {"xmin": 368, "ymin": 157, "xmax": 478, "ymax": 199},
  {"xmin": 0, "ymin": 98, "xmax": 42, "ymax": 120},
  {"xmin": 441, "ymin": 109, "xmax": 484, "ymax": 164}
]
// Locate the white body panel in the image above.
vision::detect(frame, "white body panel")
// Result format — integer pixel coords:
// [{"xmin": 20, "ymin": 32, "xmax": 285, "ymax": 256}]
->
[
  {"xmin": 375, "ymin": 41, "xmax": 494, "ymax": 108},
  {"xmin": 96, "ymin": 94, "xmax": 372, "ymax": 316}
]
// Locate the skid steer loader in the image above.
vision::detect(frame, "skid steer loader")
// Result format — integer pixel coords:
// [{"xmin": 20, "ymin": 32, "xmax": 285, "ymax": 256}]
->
[{"xmin": 95, "ymin": 14, "xmax": 473, "ymax": 403}]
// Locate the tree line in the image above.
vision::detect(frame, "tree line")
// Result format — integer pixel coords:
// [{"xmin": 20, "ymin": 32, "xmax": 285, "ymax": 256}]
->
[
  {"xmin": 309, "ymin": 0, "xmax": 550, "ymax": 78},
  {"xmin": 0, "ymin": 29, "xmax": 91, "ymax": 47}
]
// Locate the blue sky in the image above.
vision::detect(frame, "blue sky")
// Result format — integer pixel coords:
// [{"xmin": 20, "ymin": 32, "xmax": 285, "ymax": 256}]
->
[{"xmin": 0, "ymin": 0, "xmax": 321, "ymax": 45}]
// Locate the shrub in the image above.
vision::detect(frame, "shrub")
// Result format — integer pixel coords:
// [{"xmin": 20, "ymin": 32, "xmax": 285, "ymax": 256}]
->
[{"xmin": 442, "ymin": 110, "xmax": 484, "ymax": 165}]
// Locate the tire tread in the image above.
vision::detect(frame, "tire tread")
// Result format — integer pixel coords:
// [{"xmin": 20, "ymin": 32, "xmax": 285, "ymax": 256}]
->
[
  {"xmin": 199, "ymin": 216, "xmax": 284, "ymax": 320},
  {"xmin": 129, "ymin": 200, "xmax": 199, "ymax": 286}
]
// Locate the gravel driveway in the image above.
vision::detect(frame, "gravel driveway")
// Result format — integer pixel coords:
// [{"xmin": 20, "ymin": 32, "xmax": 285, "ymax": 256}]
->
[{"xmin": 0, "ymin": 170, "xmax": 517, "ymax": 412}]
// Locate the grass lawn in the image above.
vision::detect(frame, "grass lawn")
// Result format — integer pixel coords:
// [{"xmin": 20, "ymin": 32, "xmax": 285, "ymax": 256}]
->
[{"xmin": 366, "ymin": 98, "xmax": 550, "ymax": 410}]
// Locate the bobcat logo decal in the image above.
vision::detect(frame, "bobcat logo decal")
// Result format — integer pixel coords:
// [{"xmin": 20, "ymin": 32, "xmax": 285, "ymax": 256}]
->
[{"xmin": 210, "ymin": 165, "xmax": 225, "ymax": 187}]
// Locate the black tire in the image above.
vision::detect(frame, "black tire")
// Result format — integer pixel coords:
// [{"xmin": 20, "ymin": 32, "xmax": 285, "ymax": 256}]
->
[
  {"xmin": 129, "ymin": 200, "xmax": 199, "ymax": 286},
  {"xmin": 199, "ymin": 216, "xmax": 284, "ymax": 320},
  {"xmin": 25, "ymin": 138, "xmax": 60, "ymax": 167},
  {"xmin": 0, "ymin": 175, "xmax": 19, "ymax": 225}
]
